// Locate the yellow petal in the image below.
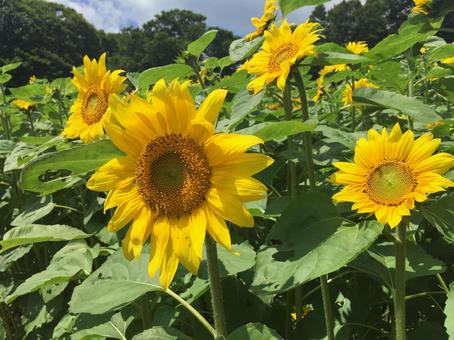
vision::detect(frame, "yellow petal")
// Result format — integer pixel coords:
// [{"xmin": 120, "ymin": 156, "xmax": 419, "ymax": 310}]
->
[
  {"xmin": 196, "ymin": 89, "xmax": 227, "ymax": 124},
  {"xmin": 206, "ymin": 188, "xmax": 254, "ymax": 227},
  {"xmin": 205, "ymin": 206, "xmax": 232, "ymax": 249},
  {"xmin": 148, "ymin": 216, "xmax": 170, "ymax": 277},
  {"xmin": 122, "ymin": 207, "xmax": 153, "ymax": 260}
]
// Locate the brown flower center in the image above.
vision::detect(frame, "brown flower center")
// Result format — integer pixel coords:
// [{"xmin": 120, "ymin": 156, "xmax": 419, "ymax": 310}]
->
[
  {"xmin": 365, "ymin": 161, "xmax": 416, "ymax": 206},
  {"xmin": 136, "ymin": 134, "xmax": 211, "ymax": 218},
  {"xmin": 81, "ymin": 86, "xmax": 108, "ymax": 125},
  {"xmin": 268, "ymin": 43, "xmax": 298, "ymax": 72}
]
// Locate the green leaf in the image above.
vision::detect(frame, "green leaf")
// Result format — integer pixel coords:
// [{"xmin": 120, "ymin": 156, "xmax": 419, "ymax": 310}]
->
[
  {"xmin": 228, "ymin": 89, "xmax": 264, "ymax": 130},
  {"xmin": 0, "ymin": 140, "xmax": 15, "ymax": 155},
  {"xmin": 237, "ymin": 120, "xmax": 317, "ymax": 141},
  {"xmin": 1, "ymin": 62, "xmax": 21, "ymax": 73},
  {"xmin": 0, "ymin": 224, "xmax": 89, "ymax": 252},
  {"xmin": 252, "ymin": 192, "xmax": 383, "ymax": 293},
  {"xmin": 420, "ymin": 197, "xmax": 454, "ymax": 243},
  {"xmin": 409, "ymin": 322, "xmax": 448, "ymax": 340},
  {"xmin": 187, "ymin": 30, "xmax": 218, "ymax": 58},
  {"xmin": 445, "ymin": 283, "xmax": 454, "ymax": 339},
  {"xmin": 0, "ymin": 73, "xmax": 12, "ymax": 84},
  {"xmin": 11, "ymin": 196, "xmax": 55, "ymax": 227},
  {"xmin": 20, "ymin": 139, "xmax": 123, "ymax": 195},
  {"xmin": 7, "ymin": 241, "xmax": 93, "ymax": 302},
  {"xmin": 367, "ymin": 16, "xmax": 442, "ymax": 61},
  {"xmin": 0, "ymin": 246, "xmax": 32, "ymax": 272},
  {"xmin": 317, "ymin": 125, "xmax": 365, "ymax": 150},
  {"xmin": 138, "ymin": 64, "xmax": 194, "ymax": 91},
  {"xmin": 279, "ymin": 0, "xmax": 330, "ymax": 16},
  {"xmin": 71, "ymin": 313, "xmax": 134, "ymax": 340},
  {"xmin": 316, "ymin": 52, "xmax": 370, "ymax": 65},
  {"xmin": 133, "ymin": 326, "xmax": 194, "ymax": 340},
  {"xmin": 350, "ymin": 242, "xmax": 446, "ymax": 288},
  {"xmin": 229, "ymin": 37, "xmax": 264, "ymax": 63},
  {"xmin": 353, "ymin": 88, "xmax": 441, "ymax": 123},
  {"xmin": 69, "ymin": 249, "xmax": 164, "ymax": 315},
  {"xmin": 428, "ymin": 43, "xmax": 454, "ymax": 62},
  {"xmin": 227, "ymin": 323, "xmax": 283, "ymax": 340}
]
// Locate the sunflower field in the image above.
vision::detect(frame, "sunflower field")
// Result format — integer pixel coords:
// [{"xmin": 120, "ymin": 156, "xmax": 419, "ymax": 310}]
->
[{"xmin": 1, "ymin": 0, "xmax": 454, "ymax": 339}]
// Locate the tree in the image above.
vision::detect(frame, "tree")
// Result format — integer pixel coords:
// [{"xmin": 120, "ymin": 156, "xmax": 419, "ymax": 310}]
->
[{"xmin": 0, "ymin": 0, "xmax": 101, "ymax": 85}]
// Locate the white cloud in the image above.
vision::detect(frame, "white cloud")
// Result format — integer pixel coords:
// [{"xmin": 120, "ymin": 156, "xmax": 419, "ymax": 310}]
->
[{"xmin": 47, "ymin": 0, "xmax": 340, "ymax": 35}]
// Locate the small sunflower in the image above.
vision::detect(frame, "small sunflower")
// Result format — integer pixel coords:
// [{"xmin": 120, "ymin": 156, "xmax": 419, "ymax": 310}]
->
[
  {"xmin": 62, "ymin": 53, "xmax": 126, "ymax": 143},
  {"xmin": 313, "ymin": 64, "xmax": 350, "ymax": 102},
  {"xmin": 245, "ymin": 0, "xmax": 276, "ymax": 41},
  {"xmin": 345, "ymin": 41, "xmax": 369, "ymax": 55},
  {"xmin": 13, "ymin": 99, "xmax": 33, "ymax": 110},
  {"xmin": 411, "ymin": 0, "xmax": 431, "ymax": 14},
  {"xmin": 240, "ymin": 20, "xmax": 322, "ymax": 94},
  {"xmin": 332, "ymin": 124, "xmax": 454, "ymax": 228},
  {"xmin": 313, "ymin": 76, "xmax": 325, "ymax": 102},
  {"xmin": 87, "ymin": 79, "xmax": 273, "ymax": 288},
  {"xmin": 342, "ymin": 78, "xmax": 377, "ymax": 106}
]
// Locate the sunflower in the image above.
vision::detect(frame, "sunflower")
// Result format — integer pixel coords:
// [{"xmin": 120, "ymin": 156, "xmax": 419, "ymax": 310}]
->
[
  {"xmin": 62, "ymin": 53, "xmax": 126, "ymax": 143},
  {"xmin": 13, "ymin": 99, "xmax": 33, "ymax": 110},
  {"xmin": 245, "ymin": 0, "xmax": 276, "ymax": 41},
  {"xmin": 345, "ymin": 41, "xmax": 369, "ymax": 55},
  {"xmin": 332, "ymin": 124, "xmax": 454, "ymax": 228},
  {"xmin": 240, "ymin": 20, "xmax": 322, "ymax": 94},
  {"xmin": 441, "ymin": 57, "xmax": 454, "ymax": 64},
  {"xmin": 342, "ymin": 78, "xmax": 377, "ymax": 106},
  {"xmin": 411, "ymin": 0, "xmax": 431, "ymax": 14},
  {"xmin": 87, "ymin": 79, "xmax": 273, "ymax": 288},
  {"xmin": 313, "ymin": 64, "xmax": 350, "ymax": 102}
]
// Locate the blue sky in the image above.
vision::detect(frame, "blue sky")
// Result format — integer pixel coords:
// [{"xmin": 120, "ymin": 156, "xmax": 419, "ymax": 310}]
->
[{"xmin": 48, "ymin": 0, "xmax": 341, "ymax": 36}]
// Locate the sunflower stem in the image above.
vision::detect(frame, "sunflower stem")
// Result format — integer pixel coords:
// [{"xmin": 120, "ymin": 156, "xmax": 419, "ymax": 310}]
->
[
  {"xmin": 436, "ymin": 273, "xmax": 449, "ymax": 295},
  {"xmin": 406, "ymin": 55, "xmax": 414, "ymax": 131},
  {"xmin": 165, "ymin": 288, "xmax": 216, "ymax": 338},
  {"xmin": 394, "ymin": 219, "xmax": 407, "ymax": 340},
  {"xmin": 295, "ymin": 70, "xmax": 335, "ymax": 340},
  {"xmin": 205, "ymin": 235, "xmax": 227, "ymax": 339},
  {"xmin": 349, "ymin": 78, "xmax": 356, "ymax": 132}
]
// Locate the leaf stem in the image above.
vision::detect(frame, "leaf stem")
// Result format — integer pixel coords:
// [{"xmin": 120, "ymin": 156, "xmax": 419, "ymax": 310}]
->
[
  {"xmin": 436, "ymin": 273, "xmax": 449, "ymax": 295},
  {"xmin": 165, "ymin": 288, "xmax": 216, "ymax": 338},
  {"xmin": 393, "ymin": 219, "xmax": 407, "ymax": 340},
  {"xmin": 205, "ymin": 234, "xmax": 227, "ymax": 339},
  {"xmin": 405, "ymin": 291, "xmax": 445, "ymax": 301}
]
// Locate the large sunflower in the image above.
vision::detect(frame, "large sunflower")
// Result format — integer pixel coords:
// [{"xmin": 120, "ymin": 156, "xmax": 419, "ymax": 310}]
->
[
  {"xmin": 62, "ymin": 53, "xmax": 126, "ymax": 143},
  {"xmin": 240, "ymin": 20, "xmax": 322, "ymax": 94},
  {"xmin": 245, "ymin": 0, "xmax": 276, "ymax": 41},
  {"xmin": 411, "ymin": 0, "xmax": 431, "ymax": 14},
  {"xmin": 87, "ymin": 79, "xmax": 273, "ymax": 288},
  {"xmin": 332, "ymin": 124, "xmax": 454, "ymax": 228}
]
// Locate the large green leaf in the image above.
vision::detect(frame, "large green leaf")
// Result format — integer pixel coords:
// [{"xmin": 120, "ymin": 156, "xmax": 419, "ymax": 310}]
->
[
  {"xmin": 367, "ymin": 15, "xmax": 442, "ymax": 61},
  {"xmin": 229, "ymin": 37, "xmax": 264, "ymax": 63},
  {"xmin": 0, "ymin": 246, "xmax": 32, "ymax": 272},
  {"xmin": 20, "ymin": 139, "xmax": 123, "ymax": 195},
  {"xmin": 228, "ymin": 88, "xmax": 264, "ymax": 130},
  {"xmin": 317, "ymin": 125, "xmax": 365, "ymax": 150},
  {"xmin": 138, "ymin": 64, "xmax": 193, "ymax": 91},
  {"xmin": 237, "ymin": 120, "xmax": 317, "ymax": 141},
  {"xmin": 7, "ymin": 241, "xmax": 93, "ymax": 302},
  {"xmin": 11, "ymin": 196, "xmax": 55, "ymax": 227},
  {"xmin": 445, "ymin": 283, "xmax": 454, "ymax": 339},
  {"xmin": 279, "ymin": 0, "xmax": 330, "ymax": 16},
  {"xmin": 69, "ymin": 249, "xmax": 163, "ymax": 315},
  {"xmin": 187, "ymin": 30, "xmax": 218, "ymax": 58},
  {"xmin": 71, "ymin": 313, "xmax": 134, "ymax": 340},
  {"xmin": 0, "ymin": 224, "xmax": 89, "ymax": 252},
  {"xmin": 1, "ymin": 62, "xmax": 21, "ymax": 73},
  {"xmin": 251, "ymin": 192, "xmax": 383, "ymax": 293},
  {"xmin": 350, "ymin": 242, "xmax": 446, "ymax": 288},
  {"xmin": 133, "ymin": 326, "xmax": 193, "ymax": 340},
  {"xmin": 353, "ymin": 88, "xmax": 441, "ymax": 123},
  {"xmin": 429, "ymin": 43, "xmax": 454, "ymax": 62},
  {"xmin": 227, "ymin": 323, "xmax": 283, "ymax": 340},
  {"xmin": 420, "ymin": 197, "xmax": 454, "ymax": 243},
  {"xmin": 316, "ymin": 52, "xmax": 370, "ymax": 65},
  {"xmin": 0, "ymin": 73, "xmax": 12, "ymax": 85}
]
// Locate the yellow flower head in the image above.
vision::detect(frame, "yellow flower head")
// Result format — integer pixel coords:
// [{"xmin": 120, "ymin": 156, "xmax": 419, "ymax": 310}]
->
[
  {"xmin": 87, "ymin": 79, "xmax": 273, "ymax": 288},
  {"xmin": 29, "ymin": 75, "xmax": 37, "ymax": 84},
  {"xmin": 441, "ymin": 56, "xmax": 454, "ymax": 64},
  {"xmin": 320, "ymin": 64, "xmax": 350, "ymax": 76},
  {"xmin": 13, "ymin": 99, "xmax": 33, "ymax": 110},
  {"xmin": 332, "ymin": 124, "xmax": 454, "ymax": 228},
  {"xmin": 245, "ymin": 0, "xmax": 276, "ymax": 41},
  {"xmin": 313, "ymin": 76, "xmax": 325, "ymax": 102},
  {"xmin": 62, "ymin": 53, "xmax": 126, "ymax": 143},
  {"xmin": 411, "ymin": 0, "xmax": 431, "ymax": 15},
  {"xmin": 345, "ymin": 41, "xmax": 369, "ymax": 55},
  {"xmin": 342, "ymin": 78, "xmax": 378, "ymax": 106},
  {"xmin": 241, "ymin": 20, "xmax": 322, "ymax": 94},
  {"xmin": 426, "ymin": 120, "xmax": 445, "ymax": 129},
  {"xmin": 420, "ymin": 47, "xmax": 427, "ymax": 54}
]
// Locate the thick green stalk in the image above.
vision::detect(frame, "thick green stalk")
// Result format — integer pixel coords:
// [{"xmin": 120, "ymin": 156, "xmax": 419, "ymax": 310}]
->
[
  {"xmin": 26, "ymin": 110, "xmax": 35, "ymax": 133},
  {"xmin": 406, "ymin": 57, "xmax": 414, "ymax": 131},
  {"xmin": 349, "ymin": 79, "xmax": 356, "ymax": 132},
  {"xmin": 295, "ymin": 70, "xmax": 334, "ymax": 340},
  {"xmin": 293, "ymin": 70, "xmax": 315, "ymax": 189},
  {"xmin": 205, "ymin": 235, "xmax": 227, "ymax": 339},
  {"xmin": 394, "ymin": 220, "xmax": 407, "ymax": 340}
]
